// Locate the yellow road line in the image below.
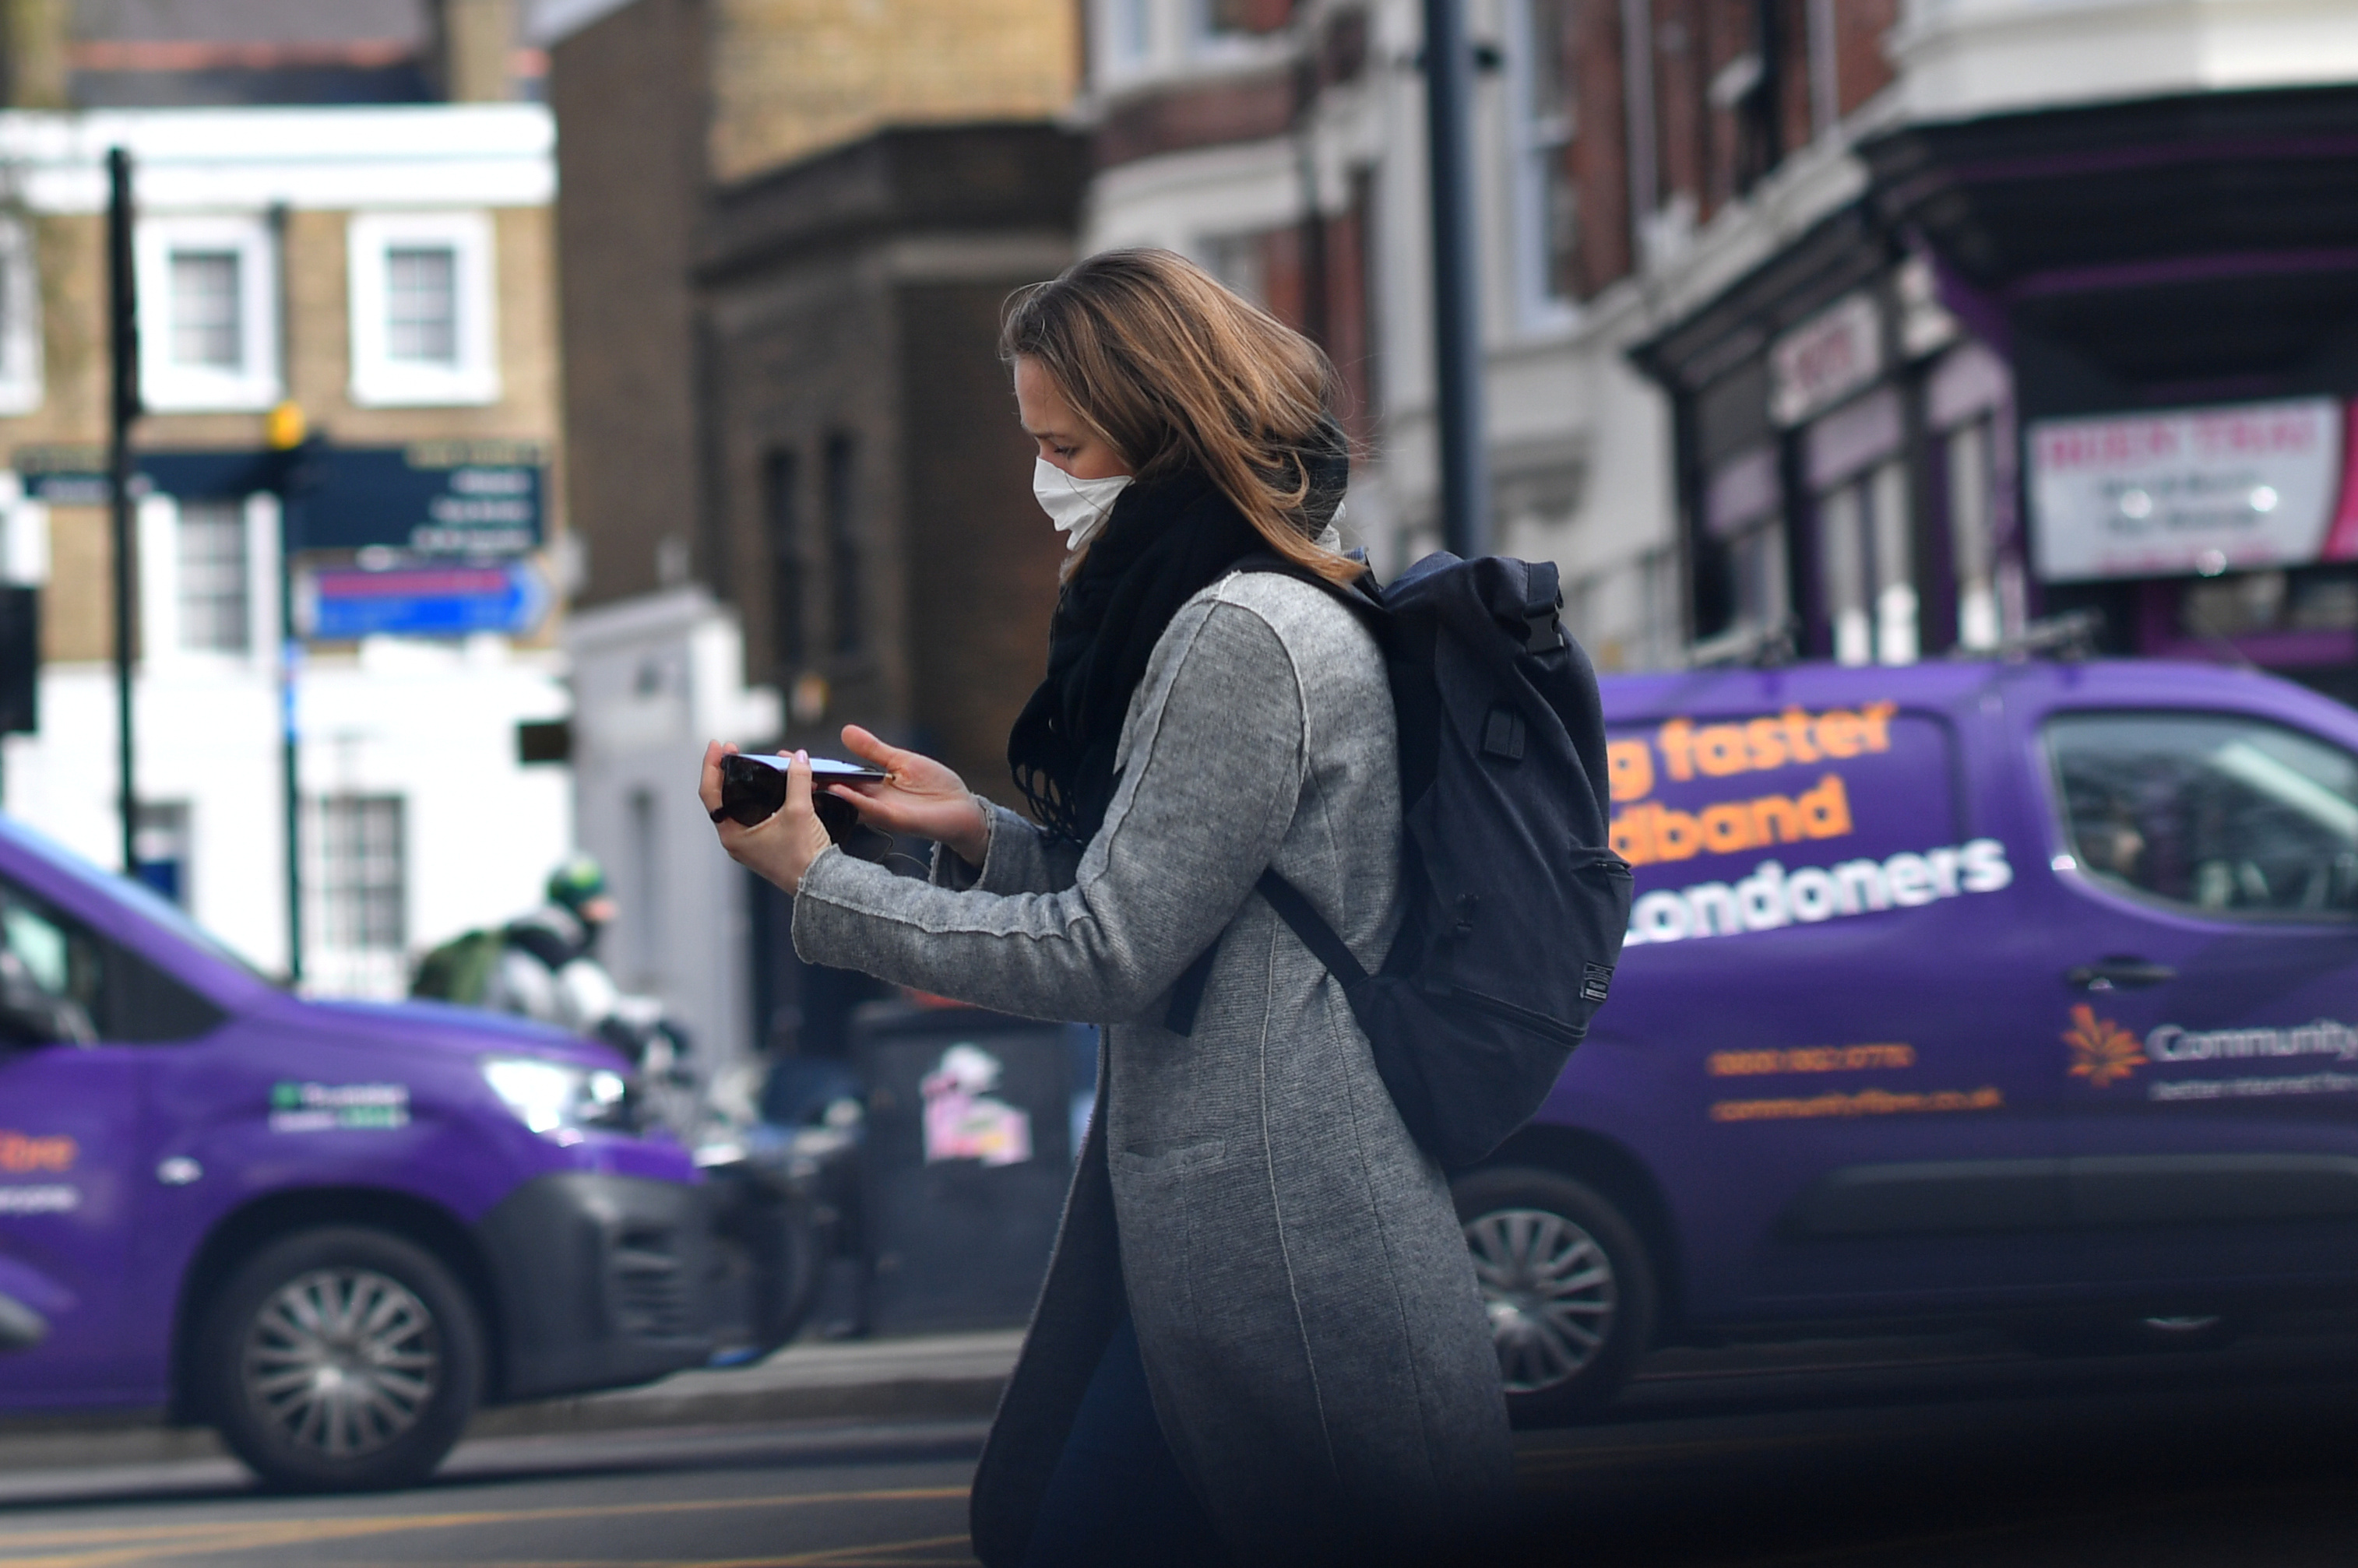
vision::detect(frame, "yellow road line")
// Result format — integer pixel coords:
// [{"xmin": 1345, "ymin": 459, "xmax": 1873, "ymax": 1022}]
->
[
  {"xmin": 227, "ymin": 1548, "xmax": 980, "ymax": 1568},
  {"xmin": 0, "ymin": 1556, "xmax": 980, "ymax": 1568},
  {"xmin": 768, "ymin": 1532, "xmax": 978, "ymax": 1566},
  {"xmin": 0, "ymin": 1486, "xmax": 970, "ymax": 1568}
]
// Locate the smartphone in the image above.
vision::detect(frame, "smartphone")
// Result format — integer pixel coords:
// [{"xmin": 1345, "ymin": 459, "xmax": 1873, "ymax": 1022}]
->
[{"xmin": 718, "ymin": 752, "xmax": 889, "ymax": 838}]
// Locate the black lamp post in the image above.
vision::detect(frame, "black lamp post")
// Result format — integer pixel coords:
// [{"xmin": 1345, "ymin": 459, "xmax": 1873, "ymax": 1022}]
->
[
  {"xmin": 1422, "ymin": 0, "xmax": 1492, "ymax": 561},
  {"xmin": 106, "ymin": 147, "xmax": 141, "ymax": 878}
]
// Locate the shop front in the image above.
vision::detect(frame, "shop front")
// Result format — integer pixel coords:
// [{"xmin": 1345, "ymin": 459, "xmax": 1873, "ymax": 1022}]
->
[
  {"xmin": 1635, "ymin": 83, "xmax": 2358, "ymax": 701},
  {"xmin": 1631, "ymin": 204, "xmax": 2027, "ymax": 672},
  {"xmin": 2025, "ymin": 398, "xmax": 2358, "ymax": 690}
]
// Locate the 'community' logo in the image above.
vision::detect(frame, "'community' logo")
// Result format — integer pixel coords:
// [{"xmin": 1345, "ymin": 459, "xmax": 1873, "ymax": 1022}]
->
[{"xmin": 2065, "ymin": 1005, "xmax": 2146, "ymax": 1088}]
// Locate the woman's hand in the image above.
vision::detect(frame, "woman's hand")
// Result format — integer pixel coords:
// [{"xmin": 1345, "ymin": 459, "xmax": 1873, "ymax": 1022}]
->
[
  {"xmin": 699, "ymin": 741, "xmax": 833, "ymax": 895},
  {"xmin": 828, "ymin": 726, "xmax": 989, "ymax": 867}
]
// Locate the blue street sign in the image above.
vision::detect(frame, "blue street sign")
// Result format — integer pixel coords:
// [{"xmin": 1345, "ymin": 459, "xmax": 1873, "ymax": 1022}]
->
[
  {"xmin": 294, "ymin": 445, "xmax": 544, "ymax": 555},
  {"xmin": 300, "ymin": 558, "xmax": 550, "ymax": 641},
  {"xmin": 9, "ymin": 441, "xmax": 545, "ymax": 556}
]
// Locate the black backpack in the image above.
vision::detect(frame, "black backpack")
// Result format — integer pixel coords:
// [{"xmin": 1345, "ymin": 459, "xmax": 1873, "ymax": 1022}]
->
[{"xmin": 1171, "ymin": 551, "xmax": 1633, "ymax": 1170}]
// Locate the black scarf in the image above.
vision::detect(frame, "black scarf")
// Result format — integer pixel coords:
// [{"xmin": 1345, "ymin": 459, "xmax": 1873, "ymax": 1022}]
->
[{"xmin": 1009, "ymin": 434, "xmax": 1348, "ymax": 844}]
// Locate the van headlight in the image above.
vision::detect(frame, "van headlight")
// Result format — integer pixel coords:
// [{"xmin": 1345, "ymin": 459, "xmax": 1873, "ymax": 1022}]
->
[{"xmin": 481, "ymin": 1056, "xmax": 634, "ymax": 1136}]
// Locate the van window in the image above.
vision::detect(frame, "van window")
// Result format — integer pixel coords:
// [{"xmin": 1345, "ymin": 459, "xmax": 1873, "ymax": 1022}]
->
[
  {"xmin": 2045, "ymin": 712, "xmax": 2358, "ymax": 919},
  {"xmin": 0, "ymin": 877, "xmax": 227, "ymax": 1044},
  {"xmin": 0, "ymin": 882, "xmax": 101, "ymax": 1042}
]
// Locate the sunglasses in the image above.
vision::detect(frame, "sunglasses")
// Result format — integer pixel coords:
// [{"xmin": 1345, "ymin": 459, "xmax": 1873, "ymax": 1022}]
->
[{"xmin": 715, "ymin": 753, "xmax": 890, "ymax": 843}]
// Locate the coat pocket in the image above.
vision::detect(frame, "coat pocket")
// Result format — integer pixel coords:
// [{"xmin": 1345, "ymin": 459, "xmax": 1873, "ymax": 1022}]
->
[{"xmin": 1110, "ymin": 1140, "xmax": 1230, "ymax": 1328}]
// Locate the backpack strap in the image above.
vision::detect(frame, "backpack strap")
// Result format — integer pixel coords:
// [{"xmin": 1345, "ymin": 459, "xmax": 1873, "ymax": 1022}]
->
[
  {"xmin": 1255, "ymin": 868, "xmax": 1367, "ymax": 988},
  {"xmin": 1230, "ymin": 550, "xmax": 1380, "ymax": 986},
  {"xmin": 1163, "ymin": 944, "xmax": 1219, "ymax": 1034},
  {"xmin": 1230, "ymin": 551, "xmax": 1385, "ymax": 623},
  {"xmin": 1163, "ymin": 869, "xmax": 1364, "ymax": 1035},
  {"xmin": 1163, "ymin": 556, "xmax": 1380, "ymax": 1037}
]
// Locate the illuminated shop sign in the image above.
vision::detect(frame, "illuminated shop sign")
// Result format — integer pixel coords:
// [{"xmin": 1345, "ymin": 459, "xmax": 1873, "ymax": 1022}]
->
[{"xmin": 2028, "ymin": 398, "xmax": 2353, "ymax": 582}]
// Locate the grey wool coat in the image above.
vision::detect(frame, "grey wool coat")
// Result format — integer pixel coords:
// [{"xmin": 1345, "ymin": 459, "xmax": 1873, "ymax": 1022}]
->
[{"xmin": 791, "ymin": 570, "xmax": 1516, "ymax": 1566}]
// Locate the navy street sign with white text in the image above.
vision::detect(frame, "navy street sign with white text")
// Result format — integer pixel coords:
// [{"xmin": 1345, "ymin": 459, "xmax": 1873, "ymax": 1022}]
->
[{"xmin": 10, "ymin": 441, "xmax": 544, "ymax": 556}]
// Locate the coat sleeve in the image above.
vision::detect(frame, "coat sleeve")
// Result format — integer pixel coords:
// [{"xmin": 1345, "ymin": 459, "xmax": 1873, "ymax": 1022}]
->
[
  {"xmin": 793, "ymin": 597, "xmax": 1307, "ymax": 1025},
  {"xmin": 927, "ymin": 798, "xmax": 1084, "ymax": 897}
]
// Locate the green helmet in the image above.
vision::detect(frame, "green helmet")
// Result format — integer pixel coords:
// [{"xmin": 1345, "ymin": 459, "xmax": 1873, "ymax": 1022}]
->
[{"xmin": 545, "ymin": 853, "xmax": 607, "ymax": 914}]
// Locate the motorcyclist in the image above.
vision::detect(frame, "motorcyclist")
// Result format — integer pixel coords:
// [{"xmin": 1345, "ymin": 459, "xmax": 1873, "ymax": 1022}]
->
[{"xmin": 481, "ymin": 853, "xmax": 628, "ymax": 1035}]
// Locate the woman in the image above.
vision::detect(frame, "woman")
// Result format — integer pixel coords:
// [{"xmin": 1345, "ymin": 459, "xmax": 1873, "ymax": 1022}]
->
[{"xmin": 701, "ymin": 250, "xmax": 1513, "ymax": 1567}]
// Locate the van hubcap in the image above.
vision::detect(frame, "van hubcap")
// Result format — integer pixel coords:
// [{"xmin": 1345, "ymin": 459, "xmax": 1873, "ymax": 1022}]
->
[
  {"xmin": 242, "ymin": 1267, "xmax": 441, "ymax": 1459},
  {"xmin": 1464, "ymin": 1208, "xmax": 1617, "ymax": 1392}
]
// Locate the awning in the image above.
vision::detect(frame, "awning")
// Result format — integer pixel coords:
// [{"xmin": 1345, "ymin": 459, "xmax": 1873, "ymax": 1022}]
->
[{"xmin": 1861, "ymin": 86, "xmax": 2358, "ymax": 396}]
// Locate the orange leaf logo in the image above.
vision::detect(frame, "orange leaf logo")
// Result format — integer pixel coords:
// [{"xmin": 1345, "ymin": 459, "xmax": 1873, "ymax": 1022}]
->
[{"xmin": 2064, "ymin": 1004, "xmax": 2146, "ymax": 1088}]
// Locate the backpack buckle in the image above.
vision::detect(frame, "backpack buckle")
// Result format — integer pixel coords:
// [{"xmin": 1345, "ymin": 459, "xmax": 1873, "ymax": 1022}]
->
[{"xmin": 1522, "ymin": 563, "xmax": 1564, "ymax": 652}]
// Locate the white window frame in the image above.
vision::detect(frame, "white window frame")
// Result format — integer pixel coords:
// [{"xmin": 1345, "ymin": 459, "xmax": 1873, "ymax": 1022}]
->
[
  {"xmin": 134, "ymin": 214, "xmax": 282, "ymax": 412},
  {"xmin": 346, "ymin": 211, "xmax": 500, "ymax": 408},
  {"xmin": 0, "ymin": 219, "xmax": 44, "ymax": 416},
  {"xmin": 303, "ymin": 791, "xmax": 410, "ymax": 1000},
  {"xmin": 172, "ymin": 496, "xmax": 257, "ymax": 657},
  {"xmin": 135, "ymin": 490, "xmax": 276, "ymax": 671},
  {"xmin": 1508, "ymin": 0, "xmax": 1582, "ymax": 333}
]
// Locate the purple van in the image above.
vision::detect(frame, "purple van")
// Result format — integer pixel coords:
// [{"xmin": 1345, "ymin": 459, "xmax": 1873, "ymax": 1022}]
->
[
  {"xmin": 0, "ymin": 818, "xmax": 719, "ymax": 1489},
  {"xmin": 1457, "ymin": 656, "xmax": 2358, "ymax": 1419}
]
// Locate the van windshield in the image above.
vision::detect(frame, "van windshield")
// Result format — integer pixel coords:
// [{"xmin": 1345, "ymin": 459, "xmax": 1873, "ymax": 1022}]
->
[{"xmin": 0, "ymin": 816, "xmax": 276, "ymax": 985}]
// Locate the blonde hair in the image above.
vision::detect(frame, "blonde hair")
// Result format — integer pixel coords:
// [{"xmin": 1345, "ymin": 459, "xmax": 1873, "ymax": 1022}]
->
[{"xmin": 1000, "ymin": 248, "xmax": 1362, "ymax": 585}]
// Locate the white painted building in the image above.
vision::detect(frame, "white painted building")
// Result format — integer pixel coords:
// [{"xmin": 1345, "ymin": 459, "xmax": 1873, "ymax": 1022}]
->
[
  {"xmin": 0, "ymin": 103, "xmax": 579, "ymax": 996},
  {"xmin": 5, "ymin": 624, "xmax": 573, "ymax": 998},
  {"xmin": 565, "ymin": 589, "xmax": 780, "ymax": 1076}
]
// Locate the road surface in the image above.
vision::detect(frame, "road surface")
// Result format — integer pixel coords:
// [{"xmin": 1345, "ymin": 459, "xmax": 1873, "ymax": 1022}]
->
[{"xmin": 7, "ymin": 1320, "xmax": 2358, "ymax": 1566}]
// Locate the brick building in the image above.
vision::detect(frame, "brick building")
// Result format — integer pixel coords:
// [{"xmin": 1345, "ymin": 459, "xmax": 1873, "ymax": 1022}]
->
[
  {"xmin": 0, "ymin": 0, "xmax": 579, "ymax": 994},
  {"xmin": 1635, "ymin": 15, "xmax": 2358, "ymax": 700},
  {"xmin": 543, "ymin": 0, "xmax": 1079, "ymax": 612},
  {"xmin": 1076, "ymin": 0, "xmax": 2358, "ymax": 693},
  {"xmin": 693, "ymin": 126, "xmax": 1086, "ymax": 797},
  {"xmin": 1075, "ymin": 0, "xmax": 1693, "ymax": 672},
  {"xmin": 542, "ymin": 0, "xmax": 1082, "ymax": 1060}
]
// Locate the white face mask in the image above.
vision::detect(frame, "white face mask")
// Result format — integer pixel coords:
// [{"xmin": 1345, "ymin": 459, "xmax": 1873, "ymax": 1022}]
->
[{"xmin": 1033, "ymin": 457, "xmax": 1132, "ymax": 553}]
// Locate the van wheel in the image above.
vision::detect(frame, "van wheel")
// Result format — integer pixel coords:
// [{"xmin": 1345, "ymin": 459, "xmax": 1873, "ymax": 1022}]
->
[
  {"xmin": 196, "ymin": 1226, "xmax": 482, "ymax": 1491},
  {"xmin": 1453, "ymin": 1167, "xmax": 1656, "ymax": 1426}
]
